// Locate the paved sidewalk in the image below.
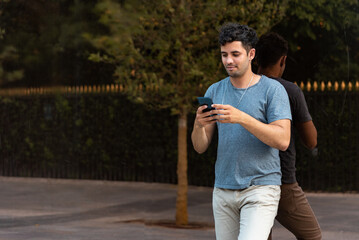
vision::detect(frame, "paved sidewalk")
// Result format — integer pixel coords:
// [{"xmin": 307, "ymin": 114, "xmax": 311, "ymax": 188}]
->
[{"xmin": 0, "ymin": 177, "xmax": 358, "ymax": 240}]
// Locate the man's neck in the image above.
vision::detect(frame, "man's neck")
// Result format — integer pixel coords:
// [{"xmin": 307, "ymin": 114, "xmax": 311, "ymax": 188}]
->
[
  {"xmin": 257, "ymin": 66, "xmax": 280, "ymax": 79},
  {"xmin": 230, "ymin": 71, "xmax": 257, "ymax": 89}
]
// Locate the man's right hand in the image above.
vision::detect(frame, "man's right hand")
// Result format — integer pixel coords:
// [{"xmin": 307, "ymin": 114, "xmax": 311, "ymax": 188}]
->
[
  {"xmin": 191, "ymin": 105, "xmax": 216, "ymax": 154},
  {"xmin": 194, "ymin": 105, "xmax": 216, "ymax": 128}
]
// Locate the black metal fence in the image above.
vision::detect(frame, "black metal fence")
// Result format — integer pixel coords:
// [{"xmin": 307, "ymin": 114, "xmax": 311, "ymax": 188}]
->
[
  {"xmin": 0, "ymin": 82, "xmax": 358, "ymax": 192},
  {"xmin": 0, "ymin": 92, "xmax": 179, "ymax": 183},
  {"xmin": 296, "ymin": 90, "xmax": 359, "ymax": 191}
]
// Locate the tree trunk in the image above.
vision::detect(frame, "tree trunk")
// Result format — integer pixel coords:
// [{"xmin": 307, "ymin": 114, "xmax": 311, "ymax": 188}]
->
[{"xmin": 175, "ymin": 109, "xmax": 188, "ymax": 225}]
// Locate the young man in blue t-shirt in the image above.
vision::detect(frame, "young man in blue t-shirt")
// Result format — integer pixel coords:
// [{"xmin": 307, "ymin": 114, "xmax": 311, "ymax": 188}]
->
[{"xmin": 191, "ymin": 23, "xmax": 292, "ymax": 240}]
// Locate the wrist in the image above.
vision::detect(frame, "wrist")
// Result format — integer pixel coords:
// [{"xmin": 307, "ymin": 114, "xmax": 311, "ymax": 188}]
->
[
  {"xmin": 195, "ymin": 121, "xmax": 204, "ymax": 129},
  {"xmin": 235, "ymin": 110, "xmax": 245, "ymax": 125}
]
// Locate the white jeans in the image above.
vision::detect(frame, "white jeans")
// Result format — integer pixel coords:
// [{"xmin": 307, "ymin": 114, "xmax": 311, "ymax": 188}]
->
[{"xmin": 212, "ymin": 185, "xmax": 280, "ymax": 240}]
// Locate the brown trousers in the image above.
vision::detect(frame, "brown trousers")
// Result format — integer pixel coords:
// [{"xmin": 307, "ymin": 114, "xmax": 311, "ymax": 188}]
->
[{"xmin": 268, "ymin": 182, "xmax": 322, "ymax": 240}]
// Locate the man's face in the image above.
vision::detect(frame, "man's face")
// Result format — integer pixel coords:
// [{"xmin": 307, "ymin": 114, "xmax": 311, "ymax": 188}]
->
[{"xmin": 220, "ymin": 41, "xmax": 254, "ymax": 79}]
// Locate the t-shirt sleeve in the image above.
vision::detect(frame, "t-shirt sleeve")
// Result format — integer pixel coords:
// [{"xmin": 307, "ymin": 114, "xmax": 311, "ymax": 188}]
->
[
  {"xmin": 204, "ymin": 84, "xmax": 215, "ymax": 99},
  {"xmin": 267, "ymin": 84, "xmax": 292, "ymax": 123},
  {"xmin": 292, "ymin": 86, "xmax": 312, "ymax": 123}
]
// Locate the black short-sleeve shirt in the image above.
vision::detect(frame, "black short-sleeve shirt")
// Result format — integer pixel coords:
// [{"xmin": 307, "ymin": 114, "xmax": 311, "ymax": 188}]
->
[{"xmin": 272, "ymin": 77, "xmax": 312, "ymax": 184}]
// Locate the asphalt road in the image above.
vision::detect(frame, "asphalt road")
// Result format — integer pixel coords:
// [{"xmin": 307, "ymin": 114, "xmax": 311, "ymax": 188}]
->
[{"xmin": 0, "ymin": 177, "xmax": 358, "ymax": 240}]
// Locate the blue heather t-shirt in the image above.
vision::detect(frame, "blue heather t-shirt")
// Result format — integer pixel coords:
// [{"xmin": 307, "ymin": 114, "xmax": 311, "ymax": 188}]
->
[{"xmin": 205, "ymin": 75, "xmax": 291, "ymax": 189}]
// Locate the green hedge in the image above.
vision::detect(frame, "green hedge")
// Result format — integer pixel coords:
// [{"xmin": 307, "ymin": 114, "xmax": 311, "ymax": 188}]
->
[
  {"xmin": 0, "ymin": 94, "xmax": 176, "ymax": 181},
  {"xmin": 0, "ymin": 91, "xmax": 358, "ymax": 191}
]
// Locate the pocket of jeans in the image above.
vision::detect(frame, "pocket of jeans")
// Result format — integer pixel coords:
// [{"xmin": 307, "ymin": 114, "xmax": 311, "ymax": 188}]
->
[
  {"xmin": 268, "ymin": 185, "xmax": 281, "ymax": 196},
  {"xmin": 212, "ymin": 187, "xmax": 228, "ymax": 209},
  {"xmin": 255, "ymin": 185, "xmax": 281, "ymax": 200},
  {"xmin": 213, "ymin": 187, "xmax": 223, "ymax": 201},
  {"xmin": 279, "ymin": 188, "xmax": 297, "ymax": 214}
]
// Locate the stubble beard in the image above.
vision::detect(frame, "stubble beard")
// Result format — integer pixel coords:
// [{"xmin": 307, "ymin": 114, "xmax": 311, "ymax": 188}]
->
[
  {"xmin": 226, "ymin": 66, "xmax": 245, "ymax": 78},
  {"xmin": 226, "ymin": 60, "xmax": 250, "ymax": 79},
  {"xmin": 228, "ymin": 71, "xmax": 242, "ymax": 78}
]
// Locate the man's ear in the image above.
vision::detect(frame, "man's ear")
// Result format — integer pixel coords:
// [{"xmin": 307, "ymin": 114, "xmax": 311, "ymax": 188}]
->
[
  {"xmin": 280, "ymin": 55, "xmax": 287, "ymax": 67},
  {"xmin": 249, "ymin": 48, "xmax": 256, "ymax": 61}
]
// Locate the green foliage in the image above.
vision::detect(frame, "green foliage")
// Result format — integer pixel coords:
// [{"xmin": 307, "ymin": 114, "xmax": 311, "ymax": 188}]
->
[
  {"xmin": 271, "ymin": 0, "xmax": 359, "ymax": 84},
  {"xmin": 0, "ymin": 0, "xmax": 114, "ymax": 87},
  {"xmin": 89, "ymin": 0, "xmax": 289, "ymax": 114},
  {"xmin": 0, "ymin": 46, "xmax": 24, "ymax": 84},
  {"xmin": 1, "ymin": 0, "xmax": 357, "ymax": 88},
  {"xmin": 284, "ymin": 0, "xmax": 358, "ymax": 37}
]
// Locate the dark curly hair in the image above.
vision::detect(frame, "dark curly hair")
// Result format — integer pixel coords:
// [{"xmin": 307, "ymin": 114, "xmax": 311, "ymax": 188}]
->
[
  {"xmin": 218, "ymin": 23, "xmax": 258, "ymax": 53},
  {"xmin": 256, "ymin": 32, "xmax": 288, "ymax": 68}
]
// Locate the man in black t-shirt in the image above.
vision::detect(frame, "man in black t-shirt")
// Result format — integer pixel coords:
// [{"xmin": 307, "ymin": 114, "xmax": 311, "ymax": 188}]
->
[{"xmin": 256, "ymin": 32, "xmax": 322, "ymax": 240}]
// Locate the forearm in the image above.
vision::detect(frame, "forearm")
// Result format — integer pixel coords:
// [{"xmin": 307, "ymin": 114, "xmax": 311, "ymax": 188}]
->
[
  {"xmin": 237, "ymin": 112, "xmax": 291, "ymax": 151},
  {"xmin": 191, "ymin": 122, "xmax": 214, "ymax": 154},
  {"xmin": 295, "ymin": 121, "xmax": 317, "ymax": 149}
]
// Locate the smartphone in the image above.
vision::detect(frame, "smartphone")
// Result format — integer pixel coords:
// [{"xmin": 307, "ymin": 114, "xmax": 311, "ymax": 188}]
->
[{"xmin": 197, "ymin": 97, "xmax": 215, "ymax": 112}]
